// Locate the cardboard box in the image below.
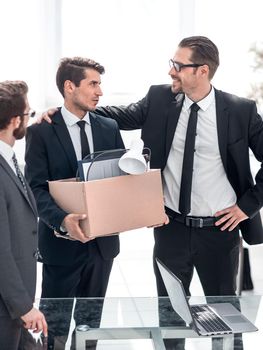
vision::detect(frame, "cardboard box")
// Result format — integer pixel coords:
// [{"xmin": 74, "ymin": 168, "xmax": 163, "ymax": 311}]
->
[{"xmin": 48, "ymin": 169, "xmax": 166, "ymax": 238}]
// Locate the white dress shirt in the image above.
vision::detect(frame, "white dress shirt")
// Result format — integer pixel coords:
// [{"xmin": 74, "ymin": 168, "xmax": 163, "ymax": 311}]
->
[
  {"xmin": 61, "ymin": 105, "xmax": 94, "ymax": 160},
  {"xmin": 163, "ymin": 87, "xmax": 237, "ymax": 216},
  {"xmin": 0, "ymin": 140, "xmax": 16, "ymax": 174}
]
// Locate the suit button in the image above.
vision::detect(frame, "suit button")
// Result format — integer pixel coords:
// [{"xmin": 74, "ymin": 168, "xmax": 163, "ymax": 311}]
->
[{"xmin": 32, "ymin": 230, "xmax": 37, "ymax": 235}]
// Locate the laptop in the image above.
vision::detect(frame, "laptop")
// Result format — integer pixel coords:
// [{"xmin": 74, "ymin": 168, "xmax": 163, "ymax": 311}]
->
[{"xmin": 156, "ymin": 258, "xmax": 258, "ymax": 336}]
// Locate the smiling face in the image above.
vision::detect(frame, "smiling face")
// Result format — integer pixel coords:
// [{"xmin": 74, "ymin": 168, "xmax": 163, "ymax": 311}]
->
[
  {"xmin": 169, "ymin": 46, "xmax": 211, "ymax": 100},
  {"xmin": 64, "ymin": 68, "xmax": 103, "ymax": 117},
  {"xmin": 169, "ymin": 55, "xmax": 184, "ymax": 94},
  {"xmin": 169, "ymin": 47, "xmax": 199, "ymax": 94},
  {"xmin": 169, "ymin": 66, "xmax": 183, "ymax": 94}
]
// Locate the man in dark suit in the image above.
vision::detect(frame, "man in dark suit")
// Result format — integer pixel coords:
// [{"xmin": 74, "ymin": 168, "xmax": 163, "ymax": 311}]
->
[
  {"xmin": 97, "ymin": 37, "xmax": 263, "ymax": 298},
  {"xmin": 25, "ymin": 57, "xmax": 124, "ymax": 348},
  {"xmin": 0, "ymin": 80, "xmax": 47, "ymax": 349},
  {"xmin": 97, "ymin": 36, "xmax": 263, "ymax": 350}
]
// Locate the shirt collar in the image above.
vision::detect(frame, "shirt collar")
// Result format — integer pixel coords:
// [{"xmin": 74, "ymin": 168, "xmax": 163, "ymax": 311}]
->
[
  {"xmin": 184, "ymin": 86, "xmax": 215, "ymax": 112},
  {"xmin": 0, "ymin": 139, "xmax": 14, "ymax": 162},
  {"xmin": 61, "ymin": 105, "xmax": 91, "ymax": 126}
]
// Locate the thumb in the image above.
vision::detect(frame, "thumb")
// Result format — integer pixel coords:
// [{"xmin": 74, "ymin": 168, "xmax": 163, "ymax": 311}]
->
[{"xmin": 73, "ymin": 213, "xmax": 87, "ymax": 221}]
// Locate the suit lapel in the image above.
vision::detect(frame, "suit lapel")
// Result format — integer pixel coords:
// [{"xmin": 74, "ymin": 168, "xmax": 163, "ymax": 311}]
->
[
  {"xmin": 90, "ymin": 112, "xmax": 104, "ymax": 152},
  {"xmin": 25, "ymin": 182, "xmax": 38, "ymax": 215},
  {"xmin": 0, "ymin": 156, "xmax": 37, "ymax": 216},
  {"xmin": 165, "ymin": 93, "xmax": 184, "ymax": 161},
  {"xmin": 215, "ymin": 89, "xmax": 229, "ymax": 171},
  {"xmin": 52, "ymin": 111, "xmax": 78, "ymax": 173}
]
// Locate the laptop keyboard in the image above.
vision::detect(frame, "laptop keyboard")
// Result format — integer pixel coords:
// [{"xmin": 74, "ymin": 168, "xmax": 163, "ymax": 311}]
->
[{"xmin": 191, "ymin": 305, "xmax": 232, "ymax": 333}]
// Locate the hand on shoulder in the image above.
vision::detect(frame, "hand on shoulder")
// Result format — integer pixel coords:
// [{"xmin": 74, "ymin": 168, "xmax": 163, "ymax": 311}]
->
[{"xmin": 33, "ymin": 107, "xmax": 58, "ymax": 124}]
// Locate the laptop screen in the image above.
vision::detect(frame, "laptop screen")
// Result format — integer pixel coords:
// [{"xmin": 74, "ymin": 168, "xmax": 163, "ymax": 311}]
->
[{"xmin": 156, "ymin": 258, "xmax": 194, "ymax": 327}]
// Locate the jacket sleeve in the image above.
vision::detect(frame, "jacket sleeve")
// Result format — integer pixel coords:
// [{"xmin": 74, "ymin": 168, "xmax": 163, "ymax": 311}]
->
[
  {"xmin": 96, "ymin": 90, "xmax": 151, "ymax": 130},
  {"xmin": 237, "ymin": 102, "xmax": 263, "ymax": 217},
  {"xmin": 25, "ymin": 126, "xmax": 68, "ymax": 231}
]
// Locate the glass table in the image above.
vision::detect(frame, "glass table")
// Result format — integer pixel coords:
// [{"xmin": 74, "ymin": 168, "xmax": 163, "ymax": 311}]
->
[{"xmin": 28, "ymin": 295, "xmax": 262, "ymax": 349}]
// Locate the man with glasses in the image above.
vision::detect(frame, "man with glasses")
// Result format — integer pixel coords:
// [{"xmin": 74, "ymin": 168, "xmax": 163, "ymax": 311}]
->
[
  {"xmin": 0, "ymin": 81, "xmax": 47, "ymax": 349},
  {"xmin": 97, "ymin": 36, "xmax": 263, "ymax": 298},
  {"xmin": 98, "ymin": 37, "xmax": 263, "ymax": 350}
]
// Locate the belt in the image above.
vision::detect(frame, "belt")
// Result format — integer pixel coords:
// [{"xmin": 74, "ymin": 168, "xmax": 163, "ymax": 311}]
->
[{"xmin": 165, "ymin": 207, "xmax": 219, "ymax": 228}]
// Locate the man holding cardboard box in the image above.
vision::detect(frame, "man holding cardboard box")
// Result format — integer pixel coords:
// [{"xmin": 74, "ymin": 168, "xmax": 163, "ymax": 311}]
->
[{"xmin": 25, "ymin": 57, "xmax": 124, "ymax": 348}]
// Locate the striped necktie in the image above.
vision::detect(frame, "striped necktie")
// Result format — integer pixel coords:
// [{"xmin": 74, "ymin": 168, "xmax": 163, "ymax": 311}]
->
[{"xmin": 12, "ymin": 153, "xmax": 28, "ymax": 194}]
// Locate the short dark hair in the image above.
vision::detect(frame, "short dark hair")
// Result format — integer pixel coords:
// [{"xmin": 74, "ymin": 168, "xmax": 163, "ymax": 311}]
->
[
  {"xmin": 56, "ymin": 57, "xmax": 105, "ymax": 97},
  {"xmin": 0, "ymin": 80, "xmax": 28, "ymax": 130},
  {"xmin": 179, "ymin": 36, "xmax": 219, "ymax": 79}
]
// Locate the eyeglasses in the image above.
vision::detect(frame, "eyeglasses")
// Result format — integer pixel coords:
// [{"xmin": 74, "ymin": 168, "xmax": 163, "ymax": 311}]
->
[
  {"xmin": 23, "ymin": 109, "xmax": 36, "ymax": 118},
  {"xmin": 169, "ymin": 59, "xmax": 203, "ymax": 72}
]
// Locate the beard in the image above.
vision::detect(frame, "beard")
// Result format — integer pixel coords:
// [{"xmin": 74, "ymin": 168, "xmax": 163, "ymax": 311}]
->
[
  {"xmin": 170, "ymin": 76, "xmax": 182, "ymax": 94},
  {"xmin": 13, "ymin": 123, "xmax": 26, "ymax": 140}
]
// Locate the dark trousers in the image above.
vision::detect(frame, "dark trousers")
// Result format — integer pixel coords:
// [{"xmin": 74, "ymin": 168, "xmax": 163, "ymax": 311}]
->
[
  {"xmin": 153, "ymin": 218, "xmax": 240, "ymax": 350},
  {"xmin": 0, "ymin": 316, "xmax": 22, "ymax": 350},
  {"xmin": 40, "ymin": 240, "xmax": 114, "ymax": 350},
  {"xmin": 153, "ymin": 219, "xmax": 240, "ymax": 296}
]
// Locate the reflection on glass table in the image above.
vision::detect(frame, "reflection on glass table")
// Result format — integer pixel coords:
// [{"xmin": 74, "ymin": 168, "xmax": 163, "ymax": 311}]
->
[{"xmin": 23, "ymin": 296, "xmax": 262, "ymax": 350}]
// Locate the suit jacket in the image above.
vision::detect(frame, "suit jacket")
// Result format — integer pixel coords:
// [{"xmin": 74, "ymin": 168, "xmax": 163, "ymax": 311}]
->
[
  {"xmin": 98, "ymin": 85, "xmax": 263, "ymax": 245},
  {"xmin": 0, "ymin": 155, "xmax": 38, "ymax": 319},
  {"xmin": 25, "ymin": 110, "xmax": 124, "ymax": 266}
]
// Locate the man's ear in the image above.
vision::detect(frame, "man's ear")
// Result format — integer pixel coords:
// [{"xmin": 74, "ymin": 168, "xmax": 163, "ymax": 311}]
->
[
  {"xmin": 200, "ymin": 64, "xmax": 209, "ymax": 77},
  {"xmin": 11, "ymin": 115, "xmax": 22, "ymax": 128},
  {"xmin": 64, "ymin": 80, "xmax": 75, "ymax": 94}
]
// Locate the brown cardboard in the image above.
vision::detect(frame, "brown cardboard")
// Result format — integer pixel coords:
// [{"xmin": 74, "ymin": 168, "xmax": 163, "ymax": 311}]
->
[{"xmin": 48, "ymin": 169, "xmax": 166, "ymax": 238}]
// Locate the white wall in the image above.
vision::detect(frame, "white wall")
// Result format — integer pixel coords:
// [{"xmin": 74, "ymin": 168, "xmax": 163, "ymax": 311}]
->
[{"xmin": 1, "ymin": 0, "xmax": 263, "ymax": 161}]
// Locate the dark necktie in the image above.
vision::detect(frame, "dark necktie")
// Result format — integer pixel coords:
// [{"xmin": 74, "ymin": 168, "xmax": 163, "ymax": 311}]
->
[
  {"xmin": 77, "ymin": 120, "xmax": 90, "ymax": 159},
  {"xmin": 178, "ymin": 103, "xmax": 200, "ymax": 216},
  {"xmin": 12, "ymin": 153, "xmax": 28, "ymax": 194}
]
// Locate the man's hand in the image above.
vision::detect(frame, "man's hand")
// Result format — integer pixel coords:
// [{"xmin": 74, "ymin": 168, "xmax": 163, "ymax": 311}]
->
[
  {"xmin": 214, "ymin": 204, "xmax": 248, "ymax": 231},
  {"xmin": 21, "ymin": 307, "xmax": 48, "ymax": 336},
  {"xmin": 36, "ymin": 108, "xmax": 58, "ymax": 124},
  {"xmin": 148, "ymin": 214, "xmax": 170, "ymax": 228},
  {"xmin": 62, "ymin": 213, "xmax": 92, "ymax": 243}
]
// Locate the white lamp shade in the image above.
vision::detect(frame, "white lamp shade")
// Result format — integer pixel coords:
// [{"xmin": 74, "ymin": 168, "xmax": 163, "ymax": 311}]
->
[{"xmin": 118, "ymin": 150, "xmax": 147, "ymax": 175}]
